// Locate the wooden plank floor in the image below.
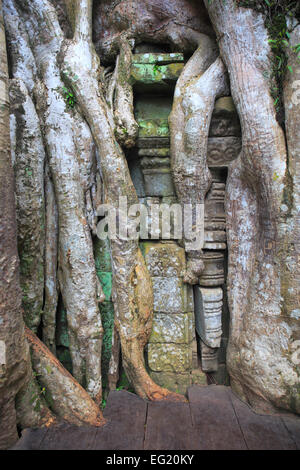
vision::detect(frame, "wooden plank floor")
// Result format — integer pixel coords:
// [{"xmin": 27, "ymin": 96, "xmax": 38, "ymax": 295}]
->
[{"xmin": 11, "ymin": 385, "xmax": 300, "ymax": 450}]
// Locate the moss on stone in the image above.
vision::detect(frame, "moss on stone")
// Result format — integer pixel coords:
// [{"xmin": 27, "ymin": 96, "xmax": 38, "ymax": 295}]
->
[
  {"xmin": 99, "ymin": 301, "xmax": 115, "ymax": 382},
  {"xmin": 132, "ymin": 52, "xmax": 184, "ymax": 65},
  {"xmin": 138, "ymin": 119, "xmax": 170, "ymax": 138}
]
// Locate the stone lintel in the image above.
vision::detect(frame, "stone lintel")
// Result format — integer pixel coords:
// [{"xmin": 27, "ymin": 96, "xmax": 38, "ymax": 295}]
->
[{"xmin": 132, "ymin": 52, "xmax": 184, "ymax": 65}]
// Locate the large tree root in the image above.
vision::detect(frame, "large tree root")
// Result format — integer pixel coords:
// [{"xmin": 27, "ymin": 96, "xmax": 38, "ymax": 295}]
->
[
  {"xmin": 25, "ymin": 328, "xmax": 105, "ymax": 426},
  {"xmin": 43, "ymin": 167, "xmax": 58, "ymax": 354},
  {"xmin": 15, "ymin": 359, "xmax": 56, "ymax": 430},
  {"xmin": 169, "ymin": 36, "xmax": 228, "ymax": 284},
  {"xmin": 0, "ymin": 0, "xmax": 34, "ymax": 448},
  {"xmin": 205, "ymin": 0, "xmax": 299, "ymax": 413},
  {"xmin": 283, "ymin": 22, "xmax": 300, "ymax": 353},
  {"xmin": 113, "ymin": 33, "xmax": 138, "ymax": 148},
  {"xmin": 11, "ymin": 0, "xmax": 104, "ymax": 404},
  {"xmin": 61, "ymin": 0, "xmax": 184, "ymax": 402},
  {"xmin": 9, "ymin": 78, "xmax": 45, "ymax": 332}
]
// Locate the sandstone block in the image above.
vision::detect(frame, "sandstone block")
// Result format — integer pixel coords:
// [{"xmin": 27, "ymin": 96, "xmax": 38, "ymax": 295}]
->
[
  {"xmin": 131, "ymin": 63, "xmax": 184, "ymax": 93},
  {"xmin": 209, "ymin": 97, "xmax": 241, "ymax": 137},
  {"xmin": 143, "ymin": 242, "xmax": 185, "ymax": 277},
  {"xmin": 147, "ymin": 343, "xmax": 192, "ymax": 373},
  {"xmin": 143, "ymin": 167, "xmax": 175, "ymax": 197},
  {"xmin": 132, "ymin": 52, "xmax": 184, "ymax": 65},
  {"xmin": 199, "ymin": 251, "xmax": 225, "ymax": 287},
  {"xmin": 149, "ymin": 371, "xmax": 191, "ymax": 395},
  {"xmin": 207, "ymin": 137, "xmax": 241, "ymax": 167},
  {"xmin": 148, "ymin": 312, "xmax": 194, "ymax": 344},
  {"xmin": 191, "ymin": 369, "xmax": 208, "ymax": 386},
  {"xmin": 200, "ymin": 340, "xmax": 219, "ymax": 372},
  {"xmin": 152, "ymin": 276, "xmax": 193, "ymax": 313}
]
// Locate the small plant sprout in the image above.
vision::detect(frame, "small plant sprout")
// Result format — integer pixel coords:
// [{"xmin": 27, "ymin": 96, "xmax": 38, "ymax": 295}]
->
[{"xmin": 62, "ymin": 86, "xmax": 76, "ymax": 108}]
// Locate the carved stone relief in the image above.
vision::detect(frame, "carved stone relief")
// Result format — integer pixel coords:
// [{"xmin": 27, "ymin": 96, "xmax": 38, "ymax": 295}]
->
[{"xmin": 125, "ymin": 50, "xmax": 241, "ymax": 391}]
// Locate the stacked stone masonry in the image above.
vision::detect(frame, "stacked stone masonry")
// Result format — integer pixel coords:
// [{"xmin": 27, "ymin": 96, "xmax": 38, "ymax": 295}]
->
[
  {"xmin": 141, "ymin": 242, "xmax": 195, "ymax": 393},
  {"xmin": 128, "ymin": 49, "xmax": 241, "ymax": 392},
  {"xmin": 54, "ymin": 50, "xmax": 240, "ymax": 394}
]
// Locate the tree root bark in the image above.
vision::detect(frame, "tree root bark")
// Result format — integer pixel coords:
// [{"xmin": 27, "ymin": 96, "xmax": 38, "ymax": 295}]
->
[
  {"xmin": 108, "ymin": 324, "xmax": 120, "ymax": 392},
  {"xmin": 0, "ymin": 1, "xmax": 34, "ymax": 447},
  {"xmin": 205, "ymin": 0, "xmax": 299, "ymax": 413},
  {"xmin": 113, "ymin": 33, "xmax": 138, "ymax": 148},
  {"xmin": 61, "ymin": 0, "xmax": 184, "ymax": 402},
  {"xmin": 25, "ymin": 327, "xmax": 105, "ymax": 426},
  {"xmin": 283, "ymin": 22, "xmax": 300, "ymax": 349},
  {"xmin": 9, "ymin": 78, "xmax": 45, "ymax": 332},
  {"xmin": 43, "ymin": 166, "xmax": 59, "ymax": 354},
  {"xmin": 12, "ymin": 0, "xmax": 104, "ymax": 404},
  {"xmin": 15, "ymin": 360, "xmax": 56, "ymax": 430},
  {"xmin": 169, "ymin": 36, "xmax": 228, "ymax": 284}
]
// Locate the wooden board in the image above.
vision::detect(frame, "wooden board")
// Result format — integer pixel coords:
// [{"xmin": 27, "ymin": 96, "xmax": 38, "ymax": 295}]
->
[
  {"xmin": 230, "ymin": 392, "xmax": 298, "ymax": 450},
  {"xmin": 39, "ymin": 423, "xmax": 98, "ymax": 450},
  {"xmin": 144, "ymin": 401, "xmax": 195, "ymax": 450},
  {"xmin": 11, "ymin": 428, "xmax": 49, "ymax": 450},
  {"xmin": 92, "ymin": 390, "xmax": 147, "ymax": 450},
  {"xmin": 281, "ymin": 416, "xmax": 300, "ymax": 450},
  {"xmin": 11, "ymin": 386, "xmax": 300, "ymax": 450},
  {"xmin": 188, "ymin": 385, "xmax": 247, "ymax": 450}
]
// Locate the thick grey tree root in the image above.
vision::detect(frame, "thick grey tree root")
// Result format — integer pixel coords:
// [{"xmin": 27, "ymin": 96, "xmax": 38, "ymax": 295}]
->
[
  {"xmin": 62, "ymin": 0, "xmax": 184, "ymax": 402},
  {"xmin": 15, "ymin": 362, "xmax": 56, "ymax": 430},
  {"xmin": 26, "ymin": 328, "xmax": 105, "ymax": 426},
  {"xmin": 113, "ymin": 34, "xmax": 138, "ymax": 148},
  {"xmin": 205, "ymin": 0, "xmax": 299, "ymax": 413},
  {"xmin": 43, "ymin": 167, "xmax": 58, "ymax": 354},
  {"xmin": 169, "ymin": 38, "xmax": 228, "ymax": 284},
  {"xmin": 0, "ymin": 1, "xmax": 49, "ymax": 447},
  {"xmin": 12, "ymin": 0, "xmax": 104, "ymax": 404},
  {"xmin": 283, "ymin": 22, "xmax": 300, "ymax": 353},
  {"xmin": 9, "ymin": 78, "xmax": 45, "ymax": 332}
]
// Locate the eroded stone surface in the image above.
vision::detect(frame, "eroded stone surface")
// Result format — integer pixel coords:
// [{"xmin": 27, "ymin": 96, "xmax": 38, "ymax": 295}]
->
[
  {"xmin": 131, "ymin": 63, "xmax": 184, "ymax": 93},
  {"xmin": 200, "ymin": 340, "xmax": 219, "ymax": 373},
  {"xmin": 205, "ymin": 182, "xmax": 226, "ymax": 231},
  {"xmin": 191, "ymin": 369, "xmax": 208, "ymax": 386},
  {"xmin": 199, "ymin": 252, "xmax": 225, "ymax": 287},
  {"xmin": 128, "ymin": 47, "xmax": 234, "ymax": 391},
  {"xmin": 209, "ymin": 97, "xmax": 241, "ymax": 137},
  {"xmin": 147, "ymin": 343, "xmax": 192, "ymax": 373},
  {"xmin": 207, "ymin": 137, "xmax": 241, "ymax": 167},
  {"xmin": 148, "ymin": 312, "xmax": 194, "ymax": 344},
  {"xmin": 132, "ymin": 53, "xmax": 184, "ymax": 65},
  {"xmin": 143, "ymin": 168, "xmax": 175, "ymax": 197},
  {"xmin": 138, "ymin": 148, "xmax": 170, "ymax": 158},
  {"xmin": 143, "ymin": 242, "xmax": 185, "ymax": 278},
  {"xmin": 194, "ymin": 286, "xmax": 223, "ymax": 349},
  {"xmin": 152, "ymin": 277, "xmax": 193, "ymax": 313},
  {"xmin": 149, "ymin": 371, "xmax": 191, "ymax": 394}
]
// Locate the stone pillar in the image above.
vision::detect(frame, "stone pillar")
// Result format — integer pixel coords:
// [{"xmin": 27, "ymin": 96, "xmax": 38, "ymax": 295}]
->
[
  {"xmin": 128, "ymin": 54, "xmax": 242, "ymax": 389},
  {"xmin": 142, "ymin": 242, "xmax": 195, "ymax": 394},
  {"xmin": 194, "ymin": 286, "xmax": 223, "ymax": 372},
  {"xmin": 193, "ymin": 96, "xmax": 241, "ymax": 380}
]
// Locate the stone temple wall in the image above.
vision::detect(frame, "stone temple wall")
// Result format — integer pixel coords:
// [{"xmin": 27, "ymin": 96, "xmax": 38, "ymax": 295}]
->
[
  {"xmin": 55, "ymin": 47, "xmax": 242, "ymax": 395},
  {"xmin": 128, "ymin": 48, "xmax": 241, "ymax": 393}
]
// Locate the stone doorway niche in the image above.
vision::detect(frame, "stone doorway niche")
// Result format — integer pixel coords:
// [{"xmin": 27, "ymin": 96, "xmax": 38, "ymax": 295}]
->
[
  {"xmin": 55, "ymin": 44, "xmax": 242, "ymax": 395},
  {"xmin": 125, "ymin": 44, "xmax": 242, "ymax": 394}
]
